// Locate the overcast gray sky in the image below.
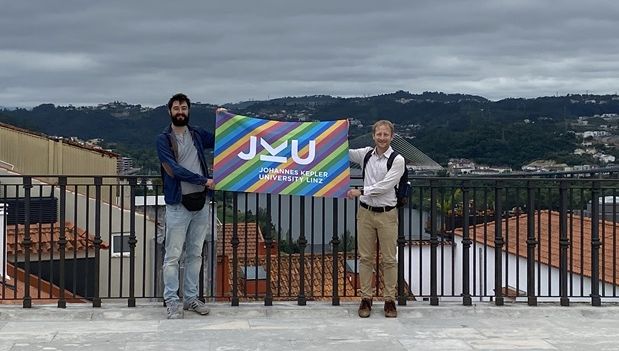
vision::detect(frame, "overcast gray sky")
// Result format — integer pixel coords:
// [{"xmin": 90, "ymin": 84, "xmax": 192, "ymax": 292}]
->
[{"xmin": 1, "ymin": 0, "xmax": 618, "ymax": 107}]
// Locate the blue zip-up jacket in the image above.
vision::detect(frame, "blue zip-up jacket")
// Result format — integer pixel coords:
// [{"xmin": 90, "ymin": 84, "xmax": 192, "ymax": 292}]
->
[{"xmin": 156, "ymin": 124, "xmax": 215, "ymax": 205}]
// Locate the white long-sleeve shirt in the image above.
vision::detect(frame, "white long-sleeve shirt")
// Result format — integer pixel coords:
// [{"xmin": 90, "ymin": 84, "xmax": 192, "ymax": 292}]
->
[{"xmin": 349, "ymin": 146, "xmax": 405, "ymax": 207}]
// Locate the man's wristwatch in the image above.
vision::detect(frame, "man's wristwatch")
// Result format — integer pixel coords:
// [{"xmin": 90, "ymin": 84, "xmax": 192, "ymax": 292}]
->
[{"xmin": 359, "ymin": 188, "xmax": 364, "ymax": 195}]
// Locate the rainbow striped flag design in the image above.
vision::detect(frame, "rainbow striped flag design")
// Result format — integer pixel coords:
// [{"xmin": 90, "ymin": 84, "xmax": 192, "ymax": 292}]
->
[{"xmin": 213, "ymin": 111, "xmax": 350, "ymax": 198}]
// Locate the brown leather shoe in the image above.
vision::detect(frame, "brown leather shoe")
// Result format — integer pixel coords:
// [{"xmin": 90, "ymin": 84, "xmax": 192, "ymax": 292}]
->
[
  {"xmin": 384, "ymin": 300, "xmax": 397, "ymax": 318},
  {"xmin": 358, "ymin": 298, "xmax": 372, "ymax": 318}
]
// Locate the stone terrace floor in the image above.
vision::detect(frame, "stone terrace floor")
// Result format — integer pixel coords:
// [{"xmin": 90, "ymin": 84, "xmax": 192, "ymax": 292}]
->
[{"xmin": 1, "ymin": 301, "xmax": 619, "ymax": 350}]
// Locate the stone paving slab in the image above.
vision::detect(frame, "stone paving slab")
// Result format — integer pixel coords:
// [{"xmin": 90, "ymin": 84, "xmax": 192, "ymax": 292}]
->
[{"xmin": 1, "ymin": 301, "xmax": 619, "ymax": 350}]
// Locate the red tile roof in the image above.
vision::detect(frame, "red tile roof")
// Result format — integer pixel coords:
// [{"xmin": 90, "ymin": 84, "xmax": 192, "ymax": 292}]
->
[
  {"xmin": 227, "ymin": 254, "xmax": 413, "ymax": 302},
  {"xmin": 216, "ymin": 223, "xmax": 275, "ymax": 259},
  {"xmin": 6, "ymin": 222, "xmax": 108, "ymax": 256},
  {"xmin": 0, "ymin": 263, "xmax": 85, "ymax": 304},
  {"xmin": 214, "ymin": 223, "xmax": 413, "ymax": 301},
  {"xmin": 455, "ymin": 210, "xmax": 619, "ymax": 286}
]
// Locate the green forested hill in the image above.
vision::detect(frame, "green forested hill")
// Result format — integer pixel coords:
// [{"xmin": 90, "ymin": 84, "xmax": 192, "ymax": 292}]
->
[{"xmin": 2, "ymin": 92, "xmax": 618, "ymax": 172}]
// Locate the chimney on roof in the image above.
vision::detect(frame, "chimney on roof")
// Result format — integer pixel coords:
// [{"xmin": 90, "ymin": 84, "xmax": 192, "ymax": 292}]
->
[{"xmin": 0, "ymin": 203, "xmax": 9, "ymax": 281}]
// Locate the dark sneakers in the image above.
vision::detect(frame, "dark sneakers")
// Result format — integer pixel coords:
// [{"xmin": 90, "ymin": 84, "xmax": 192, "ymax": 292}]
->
[
  {"xmin": 384, "ymin": 300, "xmax": 397, "ymax": 318},
  {"xmin": 358, "ymin": 298, "xmax": 373, "ymax": 318}
]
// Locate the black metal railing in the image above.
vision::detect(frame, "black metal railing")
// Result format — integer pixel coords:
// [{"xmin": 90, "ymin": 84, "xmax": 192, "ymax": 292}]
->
[{"xmin": 1, "ymin": 174, "xmax": 618, "ymax": 308}]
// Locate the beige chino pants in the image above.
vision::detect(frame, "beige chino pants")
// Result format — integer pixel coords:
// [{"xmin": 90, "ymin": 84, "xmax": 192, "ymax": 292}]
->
[{"xmin": 357, "ymin": 206, "xmax": 398, "ymax": 301}]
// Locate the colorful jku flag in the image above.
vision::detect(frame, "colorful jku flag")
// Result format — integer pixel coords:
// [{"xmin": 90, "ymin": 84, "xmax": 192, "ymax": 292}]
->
[{"xmin": 213, "ymin": 111, "xmax": 350, "ymax": 198}]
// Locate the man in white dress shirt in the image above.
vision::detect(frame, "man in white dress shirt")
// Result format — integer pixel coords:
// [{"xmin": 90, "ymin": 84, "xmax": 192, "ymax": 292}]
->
[{"xmin": 347, "ymin": 120, "xmax": 405, "ymax": 318}]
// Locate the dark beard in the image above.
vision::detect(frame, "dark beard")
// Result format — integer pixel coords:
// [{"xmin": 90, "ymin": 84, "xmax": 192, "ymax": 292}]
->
[{"xmin": 171, "ymin": 113, "xmax": 189, "ymax": 126}]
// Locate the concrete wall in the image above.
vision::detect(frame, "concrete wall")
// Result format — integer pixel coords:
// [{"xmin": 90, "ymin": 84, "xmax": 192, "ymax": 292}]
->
[
  {"xmin": 0, "ymin": 124, "xmax": 118, "ymax": 176},
  {"xmin": 0, "ymin": 124, "xmax": 119, "ymax": 202}
]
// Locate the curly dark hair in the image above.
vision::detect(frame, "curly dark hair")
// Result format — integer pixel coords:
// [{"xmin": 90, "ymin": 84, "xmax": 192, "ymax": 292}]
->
[{"xmin": 167, "ymin": 93, "xmax": 191, "ymax": 111}]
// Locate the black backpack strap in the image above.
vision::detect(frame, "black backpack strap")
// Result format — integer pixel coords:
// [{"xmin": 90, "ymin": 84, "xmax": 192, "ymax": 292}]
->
[
  {"xmin": 386, "ymin": 151, "xmax": 399, "ymax": 171},
  {"xmin": 361, "ymin": 149, "xmax": 373, "ymax": 181}
]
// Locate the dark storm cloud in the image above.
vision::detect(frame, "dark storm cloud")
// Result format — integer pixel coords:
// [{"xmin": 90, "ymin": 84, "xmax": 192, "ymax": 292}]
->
[{"xmin": 1, "ymin": 0, "xmax": 618, "ymax": 106}]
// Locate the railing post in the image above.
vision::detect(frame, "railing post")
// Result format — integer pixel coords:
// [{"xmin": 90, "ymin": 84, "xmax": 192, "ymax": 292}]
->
[
  {"xmin": 93, "ymin": 177, "xmax": 103, "ymax": 307},
  {"xmin": 22, "ymin": 176, "xmax": 32, "ymax": 308},
  {"xmin": 231, "ymin": 192, "xmax": 240, "ymax": 306},
  {"xmin": 397, "ymin": 205, "xmax": 406, "ymax": 306},
  {"xmin": 430, "ymin": 181, "xmax": 439, "ymax": 306},
  {"xmin": 559, "ymin": 180, "xmax": 570, "ymax": 306},
  {"xmin": 526, "ymin": 181, "xmax": 537, "ymax": 306},
  {"xmin": 461, "ymin": 181, "xmax": 472, "ymax": 306},
  {"xmin": 297, "ymin": 197, "xmax": 307, "ymax": 306},
  {"xmin": 57, "ymin": 176, "xmax": 67, "ymax": 309},
  {"xmin": 264, "ymin": 194, "xmax": 273, "ymax": 306},
  {"xmin": 494, "ymin": 181, "xmax": 504, "ymax": 306},
  {"xmin": 331, "ymin": 198, "xmax": 340, "ymax": 306},
  {"xmin": 591, "ymin": 181, "xmax": 602, "ymax": 306},
  {"xmin": 127, "ymin": 177, "xmax": 137, "ymax": 307}
]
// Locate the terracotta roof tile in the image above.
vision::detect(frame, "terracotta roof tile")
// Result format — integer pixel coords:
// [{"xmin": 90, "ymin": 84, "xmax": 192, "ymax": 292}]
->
[
  {"xmin": 229, "ymin": 254, "xmax": 413, "ymax": 301},
  {"xmin": 456, "ymin": 210, "xmax": 619, "ymax": 286},
  {"xmin": 6, "ymin": 222, "xmax": 108, "ymax": 256},
  {"xmin": 216, "ymin": 223, "xmax": 275, "ymax": 259},
  {"xmin": 0, "ymin": 263, "xmax": 84, "ymax": 304},
  {"xmin": 214, "ymin": 223, "xmax": 413, "ymax": 300}
]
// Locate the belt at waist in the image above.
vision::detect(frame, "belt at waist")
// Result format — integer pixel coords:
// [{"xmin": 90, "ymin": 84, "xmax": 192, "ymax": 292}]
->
[{"xmin": 360, "ymin": 202, "xmax": 395, "ymax": 213}]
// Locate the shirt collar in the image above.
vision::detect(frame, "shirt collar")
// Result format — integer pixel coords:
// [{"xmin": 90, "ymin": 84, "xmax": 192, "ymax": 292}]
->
[{"xmin": 372, "ymin": 146, "xmax": 394, "ymax": 159}]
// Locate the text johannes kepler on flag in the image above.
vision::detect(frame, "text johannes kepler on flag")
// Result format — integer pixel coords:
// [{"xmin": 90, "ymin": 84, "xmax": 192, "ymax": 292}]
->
[{"xmin": 213, "ymin": 111, "xmax": 350, "ymax": 198}]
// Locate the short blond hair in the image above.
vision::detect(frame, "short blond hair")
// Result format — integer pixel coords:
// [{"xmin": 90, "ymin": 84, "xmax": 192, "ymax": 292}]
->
[{"xmin": 372, "ymin": 120, "xmax": 394, "ymax": 135}]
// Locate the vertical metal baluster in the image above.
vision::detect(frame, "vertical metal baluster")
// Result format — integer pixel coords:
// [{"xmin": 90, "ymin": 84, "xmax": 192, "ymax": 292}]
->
[
  {"xmin": 419, "ymin": 187, "xmax": 424, "ymax": 297},
  {"xmin": 569, "ymin": 186, "xmax": 574, "ymax": 297},
  {"xmin": 526, "ymin": 181, "xmax": 537, "ymax": 306},
  {"xmin": 231, "ymin": 192, "xmax": 239, "ymax": 306},
  {"xmin": 298, "ymin": 196, "xmax": 307, "ymax": 306},
  {"xmin": 22, "ymin": 176, "xmax": 32, "ymax": 308},
  {"xmin": 483, "ymin": 187, "xmax": 489, "ymax": 298},
  {"xmin": 430, "ymin": 181, "xmax": 438, "ymax": 306},
  {"xmin": 119, "ymin": 184, "xmax": 124, "ymax": 297},
  {"xmin": 547, "ymin": 188, "xmax": 552, "ymax": 297},
  {"xmin": 462, "ymin": 181, "xmax": 472, "ymax": 306},
  {"xmin": 264, "ymin": 194, "xmax": 273, "ymax": 306},
  {"xmin": 277, "ymin": 195, "xmax": 282, "ymax": 298},
  {"xmin": 288, "ymin": 196, "xmax": 293, "ymax": 298},
  {"xmin": 504, "ymin": 187, "xmax": 509, "ymax": 300},
  {"xmin": 559, "ymin": 180, "xmax": 569, "ymax": 306},
  {"xmin": 591, "ymin": 181, "xmax": 601, "ymax": 306},
  {"xmin": 58, "ymin": 177, "xmax": 67, "ymax": 308},
  {"xmin": 614, "ymin": 188, "xmax": 617, "ymax": 297},
  {"xmin": 141, "ymin": 179, "xmax": 147, "ymax": 298},
  {"xmin": 580, "ymin": 187, "xmax": 584, "ymax": 297},
  {"xmin": 331, "ymin": 198, "xmax": 340, "ymax": 306},
  {"xmin": 93, "ymin": 177, "xmax": 102, "ymax": 307},
  {"xmin": 310, "ymin": 197, "xmax": 316, "ymax": 299},
  {"xmin": 128, "ymin": 177, "xmax": 137, "ymax": 307},
  {"xmin": 397, "ymin": 199, "xmax": 406, "ymax": 306},
  {"xmin": 85, "ymin": 184, "xmax": 90, "ymax": 299},
  {"xmin": 601, "ymin": 187, "xmax": 607, "ymax": 298},
  {"xmin": 494, "ymin": 181, "xmax": 504, "ymax": 306}
]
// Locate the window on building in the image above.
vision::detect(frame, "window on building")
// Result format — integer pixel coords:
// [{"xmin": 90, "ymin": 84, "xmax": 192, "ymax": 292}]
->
[{"xmin": 111, "ymin": 233, "xmax": 131, "ymax": 257}]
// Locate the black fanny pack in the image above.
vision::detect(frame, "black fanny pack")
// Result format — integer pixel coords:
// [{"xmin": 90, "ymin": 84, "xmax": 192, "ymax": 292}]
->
[{"xmin": 181, "ymin": 190, "xmax": 207, "ymax": 211}]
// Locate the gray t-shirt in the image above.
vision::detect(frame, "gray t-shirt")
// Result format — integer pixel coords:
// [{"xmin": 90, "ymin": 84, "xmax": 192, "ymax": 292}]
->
[{"xmin": 174, "ymin": 129, "xmax": 206, "ymax": 195}]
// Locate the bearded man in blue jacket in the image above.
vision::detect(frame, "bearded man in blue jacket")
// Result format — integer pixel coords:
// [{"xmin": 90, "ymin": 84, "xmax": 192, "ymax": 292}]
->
[{"xmin": 156, "ymin": 93, "xmax": 216, "ymax": 319}]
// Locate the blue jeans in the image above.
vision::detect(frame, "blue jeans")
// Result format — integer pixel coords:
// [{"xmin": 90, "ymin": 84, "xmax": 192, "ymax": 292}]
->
[{"xmin": 163, "ymin": 202, "xmax": 211, "ymax": 303}]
